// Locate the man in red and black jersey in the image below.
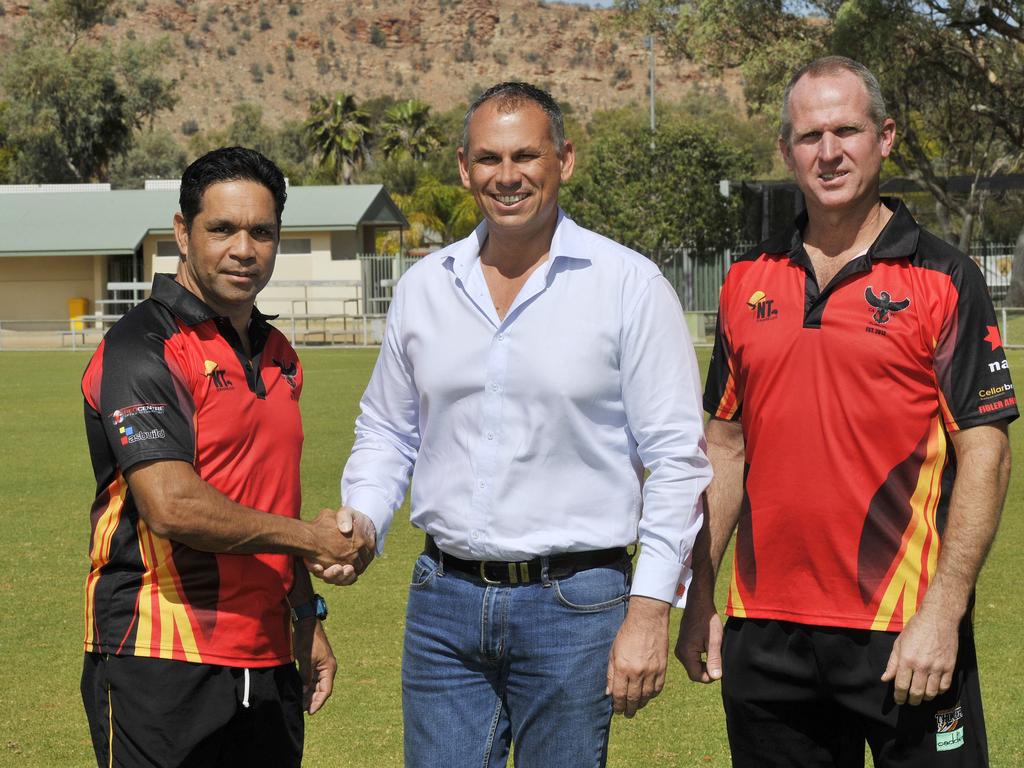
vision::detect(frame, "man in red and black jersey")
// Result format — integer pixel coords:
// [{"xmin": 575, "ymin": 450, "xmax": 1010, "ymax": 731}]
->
[
  {"xmin": 675, "ymin": 58, "xmax": 1016, "ymax": 767},
  {"xmin": 80, "ymin": 147, "xmax": 373, "ymax": 768}
]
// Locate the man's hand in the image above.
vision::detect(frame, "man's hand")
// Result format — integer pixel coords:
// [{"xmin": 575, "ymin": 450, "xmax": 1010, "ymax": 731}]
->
[
  {"xmin": 674, "ymin": 593, "xmax": 724, "ymax": 684},
  {"xmin": 880, "ymin": 604, "xmax": 959, "ymax": 706},
  {"xmin": 606, "ymin": 596, "xmax": 670, "ymax": 717},
  {"xmin": 306, "ymin": 506, "xmax": 377, "ymax": 586},
  {"xmin": 293, "ymin": 618, "xmax": 337, "ymax": 715}
]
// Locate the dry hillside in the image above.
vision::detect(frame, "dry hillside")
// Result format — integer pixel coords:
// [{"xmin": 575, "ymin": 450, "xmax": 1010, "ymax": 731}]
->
[{"xmin": 0, "ymin": 0, "xmax": 739, "ymax": 137}]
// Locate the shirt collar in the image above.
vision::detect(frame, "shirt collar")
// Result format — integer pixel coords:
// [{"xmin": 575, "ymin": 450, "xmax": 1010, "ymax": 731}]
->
[
  {"xmin": 764, "ymin": 197, "xmax": 920, "ymax": 262},
  {"xmin": 443, "ymin": 208, "xmax": 592, "ymax": 282},
  {"xmin": 149, "ymin": 273, "xmax": 277, "ymax": 330}
]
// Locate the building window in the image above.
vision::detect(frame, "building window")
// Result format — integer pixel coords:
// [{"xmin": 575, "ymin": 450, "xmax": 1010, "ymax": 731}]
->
[
  {"xmin": 279, "ymin": 238, "xmax": 312, "ymax": 255},
  {"xmin": 156, "ymin": 240, "xmax": 179, "ymax": 257}
]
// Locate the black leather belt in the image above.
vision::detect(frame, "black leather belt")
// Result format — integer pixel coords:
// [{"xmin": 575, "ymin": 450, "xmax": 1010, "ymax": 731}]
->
[{"xmin": 425, "ymin": 535, "xmax": 627, "ymax": 585}]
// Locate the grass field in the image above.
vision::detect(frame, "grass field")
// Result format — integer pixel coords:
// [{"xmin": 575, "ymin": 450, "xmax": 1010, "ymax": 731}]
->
[{"xmin": 0, "ymin": 348, "xmax": 1021, "ymax": 767}]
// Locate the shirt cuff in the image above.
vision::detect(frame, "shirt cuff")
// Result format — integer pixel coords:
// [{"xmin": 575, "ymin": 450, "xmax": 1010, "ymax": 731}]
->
[
  {"xmin": 343, "ymin": 488, "xmax": 393, "ymax": 556},
  {"xmin": 630, "ymin": 551, "xmax": 690, "ymax": 606}
]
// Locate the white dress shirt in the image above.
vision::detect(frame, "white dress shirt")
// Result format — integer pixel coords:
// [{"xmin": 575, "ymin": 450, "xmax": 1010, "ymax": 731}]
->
[{"xmin": 342, "ymin": 211, "xmax": 711, "ymax": 604}]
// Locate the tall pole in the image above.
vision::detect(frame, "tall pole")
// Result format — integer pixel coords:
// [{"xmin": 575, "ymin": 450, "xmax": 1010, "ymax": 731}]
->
[{"xmin": 647, "ymin": 35, "xmax": 656, "ymax": 150}]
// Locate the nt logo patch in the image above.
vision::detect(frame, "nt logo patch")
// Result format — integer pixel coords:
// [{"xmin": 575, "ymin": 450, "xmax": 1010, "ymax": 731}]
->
[{"xmin": 203, "ymin": 360, "xmax": 233, "ymax": 390}]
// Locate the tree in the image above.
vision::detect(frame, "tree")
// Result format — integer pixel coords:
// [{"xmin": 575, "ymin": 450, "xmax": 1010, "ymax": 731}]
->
[
  {"xmin": 562, "ymin": 114, "xmax": 753, "ymax": 263},
  {"xmin": 0, "ymin": 101, "xmax": 15, "ymax": 184},
  {"xmin": 108, "ymin": 129, "xmax": 187, "ymax": 189},
  {"xmin": 0, "ymin": 1, "xmax": 176, "ymax": 183},
  {"xmin": 615, "ymin": 0, "xmax": 1024, "ymax": 253},
  {"xmin": 379, "ymin": 99, "xmax": 444, "ymax": 161},
  {"xmin": 400, "ymin": 176, "xmax": 479, "ymax": 246},
  {"xmin": 304, "ymin": 93, "xmax": 373, "ymax": 185},
  {"xmin": 4, "ymin": 41, "xmax": 132, "ymax": 182}
]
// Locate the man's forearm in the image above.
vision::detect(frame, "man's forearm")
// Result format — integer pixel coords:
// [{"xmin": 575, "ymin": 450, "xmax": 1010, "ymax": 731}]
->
[
  {"xmin": 702, "ymin": 417, "xmax": 747, "ymax": 577},
  {"xmin": 289, "ymin": 558, "xmax": 316, "ymax": 607},
  {"xmin": 921, "ymin": 422, "xmax": 1010, "ymax": 619},
  {"xmin": 126, "ymin": 459, "xmax": 367, "ymax": 565}
]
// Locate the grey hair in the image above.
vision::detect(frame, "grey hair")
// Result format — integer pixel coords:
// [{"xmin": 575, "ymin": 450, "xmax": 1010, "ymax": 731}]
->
[
  {"xmin": 461, "ymin": 81, "xmax": 566, "ymax": 156},
  {"xmin": 779, "ymin": 56, "xmax": 888, "ymax": 145}
]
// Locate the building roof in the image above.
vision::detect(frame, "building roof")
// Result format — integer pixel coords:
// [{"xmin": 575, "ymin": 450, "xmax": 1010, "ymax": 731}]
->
[{"xmin": 0, "ymin": 185, "xmax": 407, "ymax": 257}]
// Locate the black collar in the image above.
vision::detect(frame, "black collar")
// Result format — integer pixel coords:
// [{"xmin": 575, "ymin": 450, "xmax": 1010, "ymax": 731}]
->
[
  {"xmin": 762, "ymin": 197, "xmax": 920, "ymax": 262},
  {"xmin": 149, "ymin": 273, "xmax": 277, "ymax": 341}
]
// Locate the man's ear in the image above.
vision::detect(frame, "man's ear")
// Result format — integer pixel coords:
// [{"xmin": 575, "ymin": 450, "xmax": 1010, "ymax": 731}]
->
[
  {"xmin": 559, "ymin": 139, "xmax": 576, "ymax": 184},
  {"xmin": 457, "ymin": 146, "xmax": 472, "ymax": 190},
  {"xmin": 172, "ymin": 212, "xmax": 189, "ymax": 261},
  {"xmin": 778, "ymin": 136, "xmax": 795, "ymax": 173}
]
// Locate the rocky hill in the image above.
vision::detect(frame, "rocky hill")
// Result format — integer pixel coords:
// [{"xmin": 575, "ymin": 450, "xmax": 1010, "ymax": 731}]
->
[{"xmin": 0, "ymin": 0, "xmax": 739, "ymax": 138}]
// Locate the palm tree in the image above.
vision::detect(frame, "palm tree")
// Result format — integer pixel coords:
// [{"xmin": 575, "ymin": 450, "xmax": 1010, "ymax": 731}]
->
[
  {"xmin": 378, "ymin": 99, "xmax": 443, "ymax": 162},
  {"xmin": 304, "ymin": 93, "xmax": 373, "ymax": 184},
  {"xmin": 406, "ymin": 176, "xmax": 479, "ymax": 245}
]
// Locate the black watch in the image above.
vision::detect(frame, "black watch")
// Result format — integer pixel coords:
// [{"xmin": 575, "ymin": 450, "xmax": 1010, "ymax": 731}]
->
[{"xmin": 291, "ymin": 593, "xmax": 328, "ymax": 624}]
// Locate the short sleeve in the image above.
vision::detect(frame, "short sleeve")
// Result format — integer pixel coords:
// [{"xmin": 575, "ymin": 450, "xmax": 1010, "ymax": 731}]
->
[
  {"xmin": 703, "ymin": 286, "xmax": 742, "ymax": 421},
  {"xmin": 933, "ymin": 256, "xmax": 1018, "ymax": 430},
  {"xmin": 83, "ymin": 323, "xmax": 198, "ymax": 472}
]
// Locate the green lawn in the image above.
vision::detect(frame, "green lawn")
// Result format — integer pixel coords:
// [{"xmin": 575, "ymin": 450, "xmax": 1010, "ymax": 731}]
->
[{"xmin": 0, "ymin": 348, "xmax": 1021, "ymax": 767}]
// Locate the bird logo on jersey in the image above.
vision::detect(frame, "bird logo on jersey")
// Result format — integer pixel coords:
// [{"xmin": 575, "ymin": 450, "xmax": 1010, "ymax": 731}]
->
[
  {"xmin": 273, "ymin": 358, "xmax": 298, "ymax": 389},
  {"xmin": 865, "ymin": 287, "xmax": 910, "ymax": 324}
]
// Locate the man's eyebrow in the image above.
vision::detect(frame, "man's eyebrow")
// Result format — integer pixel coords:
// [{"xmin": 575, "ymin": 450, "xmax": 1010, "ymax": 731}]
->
[
  {"xmin": 471, "ymin": 144, "xmax": 543, "ymax": 157},
  {"xmin": 203, "ymin": 217, "xmax": 276, "ymax": 229}
]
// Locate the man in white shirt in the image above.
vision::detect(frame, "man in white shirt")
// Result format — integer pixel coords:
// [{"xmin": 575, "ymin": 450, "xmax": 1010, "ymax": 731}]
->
[{"xmin": 325, "ymin": 82, "xmax": 710, "ymax": 767}]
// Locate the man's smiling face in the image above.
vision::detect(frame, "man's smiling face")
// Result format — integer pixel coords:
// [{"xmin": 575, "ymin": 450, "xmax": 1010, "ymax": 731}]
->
[{"xmin": 457, "ymin": 99, "xmax": 574, "ymax": 240}]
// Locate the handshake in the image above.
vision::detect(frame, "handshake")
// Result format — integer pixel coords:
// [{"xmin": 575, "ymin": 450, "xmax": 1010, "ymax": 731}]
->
[{"xmin": 304, "ymin": 506, "xmax": 378, "ymax": 587}]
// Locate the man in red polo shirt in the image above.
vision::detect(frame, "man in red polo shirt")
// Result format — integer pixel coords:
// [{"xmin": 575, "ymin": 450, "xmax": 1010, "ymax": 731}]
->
[
  {"xmin": 676, "ymin": 57, "xmax": 1016, "ymax": 767},
  {"xmin": 80, "ymin": 147, "xmax": 372, "ymax": 767}
]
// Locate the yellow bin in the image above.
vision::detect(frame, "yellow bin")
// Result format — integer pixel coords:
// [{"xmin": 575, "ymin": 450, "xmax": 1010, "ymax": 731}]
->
[{"xmin": 68, "ymin": 297, "xmax": 90, "ymax": 331}]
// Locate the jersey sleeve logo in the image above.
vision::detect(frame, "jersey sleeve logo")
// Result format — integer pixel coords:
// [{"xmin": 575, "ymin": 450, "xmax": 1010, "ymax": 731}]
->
[
  {"xmin": 865, "ymin": 287, "xmax": 911, "ymax": 325},
  {"xmin": 984, "ymin": 325, "xmax": 1003, "ymax": 351},
  {"xmin": 109, "ymin": 404, "xmax": 166, "ymax": 426}
]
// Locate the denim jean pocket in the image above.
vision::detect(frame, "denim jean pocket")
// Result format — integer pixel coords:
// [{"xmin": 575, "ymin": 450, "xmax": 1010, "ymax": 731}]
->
[
  {"xmin": 409, "ymin": 553, "xmax": 439, "ymax": 590},
  {"xmin": 553, "ymin": 565, "xmax": 629, "ymax": 612}
]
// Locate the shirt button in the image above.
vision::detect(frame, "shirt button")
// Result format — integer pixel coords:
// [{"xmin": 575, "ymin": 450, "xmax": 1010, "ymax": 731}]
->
[
  {"xmin": 497, "ymin": 333, "xmax": 504, "ymax": 341},
  {"xmin": 471, "ymin": 530, "xmax": 481, "ymax": 541},
  {"xmin": 486, "ymin": 432, "xmax": 494, "ymax": 440},
  {"xmin": 489, "ymin": 382, "xmax": 500, "ymax": 392},
  {"xmin": 478, "ymin": 480, "xmax": 486, "ymax": 489}
]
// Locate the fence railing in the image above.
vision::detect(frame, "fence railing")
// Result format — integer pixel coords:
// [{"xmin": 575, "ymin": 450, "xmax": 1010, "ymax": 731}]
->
[
  {"xmin": 2, "ymin": 244, "xmax": 1019, "ymax": 350},
  {"xmin": 662, "ymin": 241, "xmax": 1019, "ymax": 312}
]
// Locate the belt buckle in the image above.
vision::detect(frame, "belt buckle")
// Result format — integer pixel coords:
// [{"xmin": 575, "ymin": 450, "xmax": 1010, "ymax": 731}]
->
[{"xmin": 479, "ymin": 561, "xmax": 502, "ymax": 585}]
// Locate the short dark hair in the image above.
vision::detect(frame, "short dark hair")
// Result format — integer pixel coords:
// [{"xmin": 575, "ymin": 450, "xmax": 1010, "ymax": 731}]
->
[
  {"xmin": 178, "ymin": 146, "xmax": 287, "ymax": 232},
  {"xmin": 779, "ymin": 56, "xmax": 888, "ymax": 145},
  {"xmin": 461, "ymin": 81, "xmax": 566, "ymax": 156}
]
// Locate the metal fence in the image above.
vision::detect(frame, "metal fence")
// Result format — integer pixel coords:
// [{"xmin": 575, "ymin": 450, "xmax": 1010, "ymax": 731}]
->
[
  {"xmin": 662, "ymin": 241, "xmax": 1019, "ymax": 312},
  {"xmin": 2, "ymin": 244, "xmax": 1020, "ymax": 350}
]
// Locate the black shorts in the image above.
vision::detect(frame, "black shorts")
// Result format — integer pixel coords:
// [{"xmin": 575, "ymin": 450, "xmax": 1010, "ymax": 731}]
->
[
  {"xmin": 721, "ymin": 617, "xmax": 988, "ymax": 768},
  {"xmin": 81, "ymin": 653, "xmax": 304, "ymax": 768}
]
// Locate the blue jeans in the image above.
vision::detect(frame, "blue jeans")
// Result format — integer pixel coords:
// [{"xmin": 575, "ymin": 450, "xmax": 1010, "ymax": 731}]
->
[{"xmin": 402, "ymin": 551, "xmax": 630, "ymax": 768}]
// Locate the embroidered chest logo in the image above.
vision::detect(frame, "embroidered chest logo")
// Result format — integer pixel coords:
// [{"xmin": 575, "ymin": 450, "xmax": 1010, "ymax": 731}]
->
[
  {"xmin": 865, "ymin": 287, "xmax": 910, "ymax": 325},
  {"xmin": 204, "ymin": 359, "xmax": 233, "ymax": 390},
  {"xmin": 747, "ymin": 290, "xmax": 779, "ymax": 322},
  {"xmin": 273, "ymin": 358, "xmax": 298, "ymax": 389}
]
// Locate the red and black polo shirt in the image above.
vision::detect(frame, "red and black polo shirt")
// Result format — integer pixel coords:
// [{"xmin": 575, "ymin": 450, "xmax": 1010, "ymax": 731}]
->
[
  {"xmin": 706, "ymin": 199, "xmax": 1017, "ymax": 632},
  {"xmin": 82, "ymin": 274, "xmax": 304, "ymax": 666}
]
